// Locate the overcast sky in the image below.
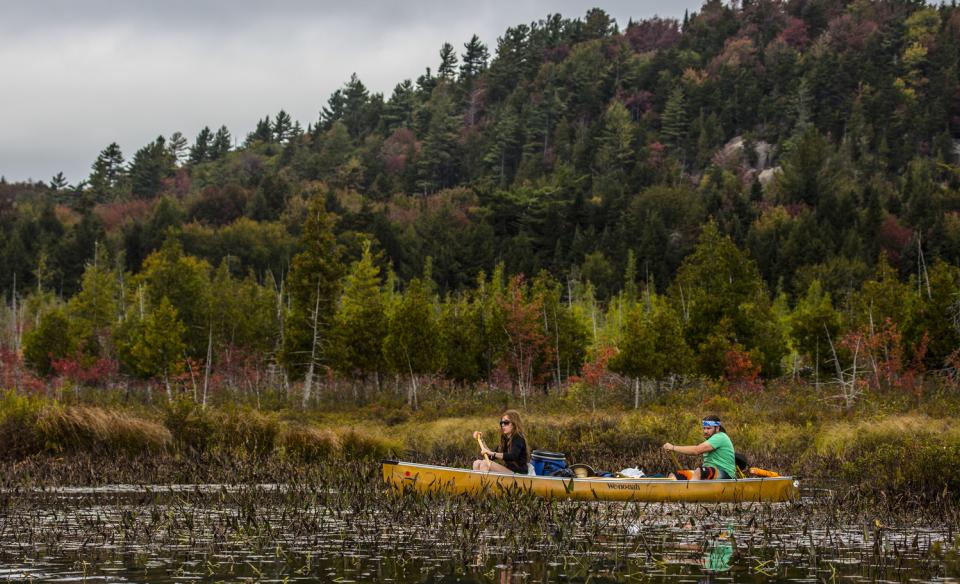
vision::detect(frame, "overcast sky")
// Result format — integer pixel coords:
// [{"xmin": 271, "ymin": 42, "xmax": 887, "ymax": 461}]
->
[{"xmin": 1, "ymin": 1, "xmax": 705, "ymax": 184}]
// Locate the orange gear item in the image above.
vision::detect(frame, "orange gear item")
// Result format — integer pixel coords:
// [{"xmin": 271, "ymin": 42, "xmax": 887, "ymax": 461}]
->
[{"xmin": 749, "ymin": 467, "xmax": 780, "ymax": 477}]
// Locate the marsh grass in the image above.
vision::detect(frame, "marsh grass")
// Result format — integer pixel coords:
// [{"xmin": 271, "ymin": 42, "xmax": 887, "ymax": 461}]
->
[
  {"xmin": 0, "ymin": 459, "xmax": 958, "ymax": 582},
  {"xmin": 3, "ymin": 386, "xmax": 960, "ymax": 501}
]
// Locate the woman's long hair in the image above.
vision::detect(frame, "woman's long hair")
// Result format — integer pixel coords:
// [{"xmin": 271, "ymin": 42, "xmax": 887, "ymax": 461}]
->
[{"xmin": 499, "ymin": 409, "xmax": 529, "ymax": 463}]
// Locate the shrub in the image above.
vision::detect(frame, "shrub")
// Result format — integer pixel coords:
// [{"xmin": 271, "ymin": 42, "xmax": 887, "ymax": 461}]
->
[
  {"xmin": 163, "ymin": 399, "xmax": 217, "ymax": 454},
  {"xmin": 339, "ymin": 428, "xmax": 402, "ymax": 460},
  {"xmin": 32, "ymin": 405, "xmax": 169, "ymax": 456},
  {"xmin": 276, "ymin": 423, "xmax": 340, "ymax": 462},
  {"xmin": 214, "ymin": 407, "xmax": 280, "ymax": 456},
  {"xmin": 0, "ymin": 390, "xmax": 46, "ymax": 458}
]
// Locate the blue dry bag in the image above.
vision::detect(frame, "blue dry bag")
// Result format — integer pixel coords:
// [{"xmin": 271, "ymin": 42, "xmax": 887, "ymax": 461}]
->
[{"xmin": 531, "ymin": 450, "xmax": 567, "ymax": 476}]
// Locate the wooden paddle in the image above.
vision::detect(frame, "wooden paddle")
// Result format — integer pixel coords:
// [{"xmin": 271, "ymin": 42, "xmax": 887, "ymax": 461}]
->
[
  {"xmin": 669, "ymin": 448, "xmax": 682, "ymax": 473},
  {"xmin": 474, "ymin": 432, "xmax": 490, "ymax": 461}
]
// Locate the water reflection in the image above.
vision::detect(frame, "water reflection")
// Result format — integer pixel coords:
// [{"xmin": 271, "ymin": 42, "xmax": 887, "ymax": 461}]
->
[
  {"xmin": 0, "ymin": 484, "xmax": 956, "ymax": 583},
  {"xmin": 700, "ymin": 525, "xmax": 734, "ymax": 579}
]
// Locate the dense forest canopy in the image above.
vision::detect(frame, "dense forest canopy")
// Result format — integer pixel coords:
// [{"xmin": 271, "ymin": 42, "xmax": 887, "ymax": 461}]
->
[{"xmin": 2, "ymin": 0, "xmax": 960, "ymax": 403}]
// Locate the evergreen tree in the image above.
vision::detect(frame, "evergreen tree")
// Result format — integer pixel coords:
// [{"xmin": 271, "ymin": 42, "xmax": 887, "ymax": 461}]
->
[
  {"xmin": 416, "ymin": 92, "xmax": 462, "ymax": 193},
  {"xmin": 459, "ymin": 34, "xmax": 489, "ymax": 85},
  {"xmin": 120, "ymin": 297, "xmax": 186, "ymax": 398},
  {"xmin": 50, "ymin": 172, "xmax": 68, "ymax": 191},
  {"xmin": 254, "ymin": 117, "xmax": 274, "ymax": 143},
  {"xmin": 23, "ymin": 308, "xmax": 73, "ymax": 376},
  {"xmin": 594, "ymin": 101, "xmax": 635, "ymax": 202},
  {"xmin": 67, "ymin": 244, "xmax": 118, "ymax": 356},
  {"xmin": 438, "ymin": 42, "xmax": 459, "ymax": 80},
  {"xmin": 189, "ymin": 126, "xmax": 213, "ymax": 163},
  {"xmin": 88, "ymin": 142, "xmax": 127, "ymax": 201},
  {"xmin": 129, "ymin": 136, "xmax": 175, "ymax": 199},
  {"xmin": 343, "ymin": 74, "xmax": 373, "ymax": 139},
  {"xmin": 438, "ymin": 292, "xmax": 485, "ymax": 383},
  {"xmin": 167, "ymin": 131, "xmax": 188, "ymax": 164},
  {"xmin": 775, "ymin": 126, "xmax": 834, "ymax": 207},
  {"xmin": 383, "ymin": 277, "xmax": 441, "ymax": 408},
  {"xmin": 210, "ymin": 125, "xmax": 232, "ymax": 159},
  {"xmin": 383, "ymin": 80, "xmax": 417, "ymax": 132},
  {"xmin": 608, "ymin": 293, "xmax": 691, "ymax": 404},
  {"xmin": 273, "ymin": 110, "xmax": 293, "ymax": 143},
  {"xmin": 671, "ymin": 221, "xmax": 785, "ymax": 377},
  {"xmin": 330, "ymin": 242, "xmax": 387, "ymax": 379},
  {"xmin": 660, "ymin": 87, "xmax": 687, "ymax": 154},
  {"xmin": 282, "ymin": 194, "xmax": 345, "ymax": 381},
  {"xmin": 789, "ymin": 279, "xmax": 841, "ymax": 372},
  {"xmin": 136, "ymin": 235, "xmax": 211, "ymax": 356}
]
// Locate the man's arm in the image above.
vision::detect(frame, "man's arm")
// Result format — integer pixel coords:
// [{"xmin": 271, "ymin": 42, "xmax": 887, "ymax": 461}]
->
[{"xmin": 666, "ymin": 441, "xmax": 714, "ymax": 455}]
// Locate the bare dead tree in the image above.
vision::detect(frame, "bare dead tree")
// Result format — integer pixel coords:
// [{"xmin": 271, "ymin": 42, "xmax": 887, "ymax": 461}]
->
[
  {"xmin": 825, "ymin": 324, "xmax": 863, "ymax": 411},
  {"xmin": 202, "ymin": 325, "xmax": 213, "ymax": 409},
  {"xmin": 302, "ymin": 279, "xmax": 323, "ymax": 408}
]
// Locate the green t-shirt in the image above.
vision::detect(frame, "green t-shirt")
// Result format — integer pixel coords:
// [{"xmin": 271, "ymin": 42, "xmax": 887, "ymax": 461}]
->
[
  {"xmin": 703, "ymin": 432, "xmax": 736, "ymax": 478},
  {"xmin": 704, "ymin": 541, "xmax": 733, "ymax": 572}
]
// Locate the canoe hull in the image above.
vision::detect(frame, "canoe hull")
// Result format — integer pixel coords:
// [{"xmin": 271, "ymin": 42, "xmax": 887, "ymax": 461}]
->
[{"xmin": 383, "ymin": 460, "xmax": 799, "ymax": 503}]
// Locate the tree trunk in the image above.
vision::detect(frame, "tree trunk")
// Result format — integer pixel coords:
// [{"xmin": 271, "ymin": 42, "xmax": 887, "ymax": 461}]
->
[
  {"xmin": 202, "ymin": 325, "xmax": 213, "ymax": 409},
  {"xmin": 163, "ymin": 370, "xmax": 173, "ymax": 402},
  {"xmin": 634, "ymin": 378, "xmax": 640, "ymax": 410},
  {"xmin": 404, "ymin": 350, "xmax": 418, "ymax": 410},
  {"xmin": 302, "ymin": 280, "xmax": 322, "ymax": 409}
]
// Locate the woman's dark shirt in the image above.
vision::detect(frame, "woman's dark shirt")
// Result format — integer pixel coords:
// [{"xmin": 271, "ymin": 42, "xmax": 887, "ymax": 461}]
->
[{"xmin": 495, "ymin": 434, "xmax": 528, "ymax": 474}]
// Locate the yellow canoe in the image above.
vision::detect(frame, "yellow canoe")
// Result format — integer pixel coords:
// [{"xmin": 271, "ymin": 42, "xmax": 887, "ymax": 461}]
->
[{"xmin": 383, "ymin": 460, "xmax": 800, "ymax": 503}]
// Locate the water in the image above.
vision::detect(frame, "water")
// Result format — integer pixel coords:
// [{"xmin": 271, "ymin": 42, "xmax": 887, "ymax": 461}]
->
[{"xmin": 1, "ymin": 482, "xmax": 957, "ymax": 582}]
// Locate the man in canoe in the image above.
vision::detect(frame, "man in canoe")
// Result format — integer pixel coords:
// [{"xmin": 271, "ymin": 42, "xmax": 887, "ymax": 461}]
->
[
  {"xmin": 662, "ymin": 415, "xmax": 736, "ymax": 480},
  {"xmin": 472, "ymin": 409, "xmax": 530, "ymax": 474}
]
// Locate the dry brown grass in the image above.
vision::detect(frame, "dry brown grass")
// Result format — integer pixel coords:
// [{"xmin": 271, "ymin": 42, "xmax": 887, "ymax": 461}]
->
[
  {"xmin": 276, "ymin": 424, "xmax": 340, "ymax": 461},
  {"xmin": 35, "ymin": 405, "xmax": 172, "ymax": 455}
]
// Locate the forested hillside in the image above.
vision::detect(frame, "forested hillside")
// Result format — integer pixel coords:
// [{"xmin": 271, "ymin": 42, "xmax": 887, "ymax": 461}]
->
[{"xmin": 2, "ymin": 0, "xmax": 960, "ymax": 406}]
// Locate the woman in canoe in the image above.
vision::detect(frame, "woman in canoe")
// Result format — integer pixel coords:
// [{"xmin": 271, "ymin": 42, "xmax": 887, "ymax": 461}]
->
[
  {"xmin": 662, "ymin": 415, "xmax": 736, "ymax": 480},
  {"xmin": 472, "ymin": 409, "xmax": 529, "ymax": 474}
]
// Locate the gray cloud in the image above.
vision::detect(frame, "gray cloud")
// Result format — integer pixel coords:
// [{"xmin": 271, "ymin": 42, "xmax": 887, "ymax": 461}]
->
[{"xmin": 0, "ymin": 1, "xmax": 703, "ymax": 184}]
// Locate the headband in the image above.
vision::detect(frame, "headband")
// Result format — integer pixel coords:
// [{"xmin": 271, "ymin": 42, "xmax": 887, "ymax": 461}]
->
[{"xmin": 702, "ymin": 420, "xmax": 721, "ymax": 427}]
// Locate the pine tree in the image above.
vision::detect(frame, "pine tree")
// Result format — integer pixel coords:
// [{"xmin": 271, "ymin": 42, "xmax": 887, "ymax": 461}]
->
[
  {"xmin": 67, "ymin": 244, "xmax": 118, "ymax": 354},
  {"xmin": 273, "ymin": 110, "xmax": 293, "ymax": 143},
  {"xmin": 167, "ymin": 131, "xmax": 188, "ymax": 164},
  {"xmin": 482, "ymin": 107, "xmax": 521, "ymax": 186},
  {"xmin": 342, "ymin": 73, "xmax": 371, "ymax": 139},
  {"xmin": 438, "ymin": 292, "xmax": 485, "ymax": 383},
  {"xmin": 136, "ymin": 234, "xmax": 211, "ymax": 356},
  {"xmin": 660, "ymin": 87, "xmax": 687, "ymax": 153},
  {"xmin": 241, "ymin": 117, "xmax": 270, "ymax": 147},
  {"xmin": 789, "ymin": 279, "xmax": 841, "ymax": 372},
  {"xmin": 321, "ymin": 90, "xmax": 346, "ymax": 129},
  {"xmin": 623, "ymin": 249, "xmax": 638, "ymax": 302},
  {"xmin": 459, "ymin": 34, "xmax": 489, "ymax": 85},
  {"xmin": 88, "ymin": 142, "xmax": 127, "ymax": 201},
  {"xmin": 671, "ymin": 220, "xmax": 785, "ymax": 376},
  {"xmin": 383, "ymin": 80, "xmax": 417, "ymax": 132},
  {"xmin": 330, "ymin": 241, "xmax": 387, "ymax": 380},
  {"xmin": 23, "ymin": 308, "xmax": 73, "ymax": 376},
  {"xmin": 594, "ymin": 101, "xmax": 635, "ymax": 200},
  {"xmin": 210, "ymin": 125, "xmax": 232, "ymax": 160},
  {"xmin": 50, "ymin": 172, "xmax": 68, "ymax": 191},
  {"xmin": 189, "ymin": 127, "xmax": 213, "ymax": 163},
  {"xmin": 383, "ymin": 277, "xmax": 441, "ymax": 408},
  {"xmin": 417, "ymin": 92, "xmax": 462, "ymax": 193},
  {"xmin": 608, "ymin": 293, "xmax": 691, "ymax": 407},
  {"xmin": 129, "ymin": 136, "xmax": 175, "ymax": 199},
  {"xmin": 438, "ymin": 42, "xmax": 459, "ymax": 80},
  {"xmin": 123, "ymin": 297, "xmax": 186, "ymax": 399},
  {"xmin": 282, "ymin": 194, "xmax": 344, "ymax": 395}
]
